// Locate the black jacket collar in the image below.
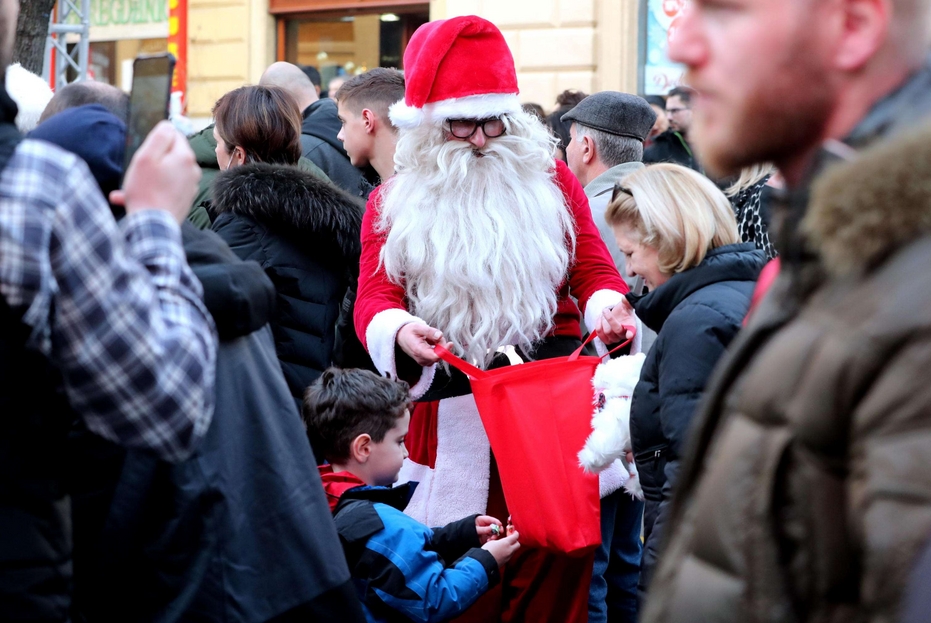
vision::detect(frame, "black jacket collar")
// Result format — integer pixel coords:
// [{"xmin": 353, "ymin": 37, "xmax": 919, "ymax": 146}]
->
[
  {"xmin": 629, "ymin": 243, "xmax": 765, "ymax": 332},
  {"xmin": 212, "ymin": 162, "xmax": 364, "ymax": 260}
]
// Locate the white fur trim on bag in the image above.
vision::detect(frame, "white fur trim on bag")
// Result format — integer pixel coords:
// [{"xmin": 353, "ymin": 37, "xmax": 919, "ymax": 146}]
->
[
  {"xmin": 365, "ymin": 308, "xmax": 437, "ymax": 400},
  {"xmin": 584, "ymin": 289, "xmax": 644, "ymax": 357},
  {"xmin": 389, "ymin": 93, "xmax": 522, "ymax": 129},
  {"xmin": 397, "ymin": 394, "xmax": 490, "ymax": 526}
]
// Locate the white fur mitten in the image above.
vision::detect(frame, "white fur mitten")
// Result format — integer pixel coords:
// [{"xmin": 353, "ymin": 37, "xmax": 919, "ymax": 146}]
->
[{"xmin": 578, "ymin": 353, "xmax": 646, "ymax": 500}]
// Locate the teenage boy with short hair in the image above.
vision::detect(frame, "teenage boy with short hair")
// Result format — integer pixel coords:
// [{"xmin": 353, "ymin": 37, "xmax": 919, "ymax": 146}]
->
[
  {"xmin": 302, "ymin": 368, "xmax": 520, "ymax": 623},
  {"xmin": 335, "ymin": 68, "xmax": 405, "ymax": 185}
]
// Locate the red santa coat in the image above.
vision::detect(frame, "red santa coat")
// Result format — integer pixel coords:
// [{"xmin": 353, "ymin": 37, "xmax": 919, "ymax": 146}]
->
[{"xmin": 355, "ymin": 159, "xmax": 631, "ymax": 525}]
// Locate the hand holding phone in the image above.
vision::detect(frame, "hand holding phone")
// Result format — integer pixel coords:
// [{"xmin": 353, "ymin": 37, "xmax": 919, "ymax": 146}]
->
[{"xmin": 124, "ymin": 53, "xmax": 176, "ymax": 172}]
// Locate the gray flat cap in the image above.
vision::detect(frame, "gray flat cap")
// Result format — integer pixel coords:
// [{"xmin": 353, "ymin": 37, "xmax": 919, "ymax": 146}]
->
[{"xmin": 561, "ymin": 92, "xmax": 657, "ymax": 142}]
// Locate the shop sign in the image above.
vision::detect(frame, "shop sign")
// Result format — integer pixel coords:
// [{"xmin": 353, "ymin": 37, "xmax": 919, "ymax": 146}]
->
[
  {"xmin": 91, "ymin": 0, "xmax": 167, "ymax": 26},
  {"xmin": 643, "ymin": 0, "xmax": 686, "ymax": 95},
  {"xmin": 68, "ymin": 0, "xmax": 170, "ymax": 41}
]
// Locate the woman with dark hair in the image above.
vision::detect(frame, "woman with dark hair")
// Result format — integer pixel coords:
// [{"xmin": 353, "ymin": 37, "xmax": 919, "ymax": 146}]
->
[{"xmin": 210, "ymin": 85, "xmax": 364, "ymax": 411}]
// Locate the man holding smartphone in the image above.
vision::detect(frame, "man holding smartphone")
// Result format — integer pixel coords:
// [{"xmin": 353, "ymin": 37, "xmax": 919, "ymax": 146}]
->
[{"xmin": 0, "ymin": 0, "xmax": 217, "ymax": 619}]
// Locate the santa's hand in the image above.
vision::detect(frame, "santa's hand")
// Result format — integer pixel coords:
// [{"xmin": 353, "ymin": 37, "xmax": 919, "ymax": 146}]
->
[
  {"xmin": 397, "ymin": 323, "xmax": 450, "ymax": 366},
  {"xmin": 596, "ymin": 299, "xmax": 636, "ymax": 345},
  {"xmin": 475, "ymin": 515, "xmax": 505, "ymax": 544}
]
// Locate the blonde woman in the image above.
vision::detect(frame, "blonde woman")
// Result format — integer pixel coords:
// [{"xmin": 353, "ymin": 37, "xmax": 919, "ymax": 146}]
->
[{"xmin": 603, "ymin": 163, "xmax": 766, "ymax": 598}]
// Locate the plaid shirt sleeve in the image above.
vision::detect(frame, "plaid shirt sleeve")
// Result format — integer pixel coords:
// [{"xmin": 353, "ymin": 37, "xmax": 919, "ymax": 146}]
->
[{"xmin": 0, "ymin": 141, "xmax": 217, "ymax": 462}]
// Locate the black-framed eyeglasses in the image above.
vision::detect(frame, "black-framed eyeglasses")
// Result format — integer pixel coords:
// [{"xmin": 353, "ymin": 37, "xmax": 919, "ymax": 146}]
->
[
  {"xmin": 611, "ymin": 184, "xmax": 633, "ymax": 203},
  {"xmin": 447, "ymin": 117, "xmax": 507, "ymax": 139},
  {"xmin": 666, "ymin": 107, "xmax": 689, "ymax": 115}
]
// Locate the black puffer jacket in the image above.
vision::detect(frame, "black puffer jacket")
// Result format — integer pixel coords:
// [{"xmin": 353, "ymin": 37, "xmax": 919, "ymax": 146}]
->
[
  {"xmin": 211, "ymin": 163, "xmax": 364, "ymax": 406},
  {"xmin": 628, "ymin": 243, "xmax": 764, "ymax": 594}
]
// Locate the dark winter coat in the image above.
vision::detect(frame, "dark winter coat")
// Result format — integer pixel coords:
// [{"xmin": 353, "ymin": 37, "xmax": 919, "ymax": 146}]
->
[
  {"xmin": 211, "ymin": 163, "xmax": 364, "ymax": 407},
  {"xmin": 301, "ymin": 99, "xmax": 375, "ymax": 197},
  {"xmin": 628, "ymin": 243, "xmax": 764, "ymax": 594},
  {"xmin": 642, "ymin": 58, "xmax": 931, "ymax": 623},
  {"xmin": 643, "ymin": 130, "xmax": 701, "ymax": 172},
  {"xmin": 68, "ymin": 224, "xmax": 363, "ymax": 623}
]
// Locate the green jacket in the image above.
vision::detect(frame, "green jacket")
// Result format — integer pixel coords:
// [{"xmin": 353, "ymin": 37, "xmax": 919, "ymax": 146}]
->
[{"xmin": 186, "ymin": 124, "xmax": 331, "ymax": 229}]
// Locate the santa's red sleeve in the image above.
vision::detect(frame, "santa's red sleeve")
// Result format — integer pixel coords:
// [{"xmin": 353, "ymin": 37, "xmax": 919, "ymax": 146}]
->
[
  {"xmin": 354, "ymin": 186, "xmax": 436, "ymax": 398},
  {"xmin": 554, "ymin": 160, "xmax": 642, "ymax": 352}
]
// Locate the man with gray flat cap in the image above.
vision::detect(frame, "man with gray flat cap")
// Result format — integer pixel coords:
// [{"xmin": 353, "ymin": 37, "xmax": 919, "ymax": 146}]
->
[
  {"xmin": 564, "ymin": 92, "xmax": 656, "ymax": 293},
  {"xmin": 563, "ymin": 91, "xmax": 655, "ymax": 623}
]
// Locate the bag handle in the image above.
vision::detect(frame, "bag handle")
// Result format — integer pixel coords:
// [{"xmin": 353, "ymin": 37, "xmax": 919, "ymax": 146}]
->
[
  {"xmin": 434, "ymin": 323, "xmax": 636, "ymax": 376},
  {"xmin": 568, "ymin": 325, "xmax": 636, "ymax": 362},
  {"xmin": 434, "ymin": 343, "xmax": 488, "ymax": 380}
]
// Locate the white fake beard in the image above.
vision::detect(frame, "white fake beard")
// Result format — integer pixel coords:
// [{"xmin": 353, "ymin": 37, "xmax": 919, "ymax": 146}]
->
[{"xmin": 377, "ymin": 111, "xmax": 576, "ymax": 367}]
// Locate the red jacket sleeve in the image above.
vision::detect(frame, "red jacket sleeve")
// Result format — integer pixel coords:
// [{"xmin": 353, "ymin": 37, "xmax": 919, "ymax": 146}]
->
[
  {"xmin": 554, "ymin": 160, "xmax": 630, "ymax": 311},
  {"xmin": 354, "ymin": 186, "xmax": 408, "ymax": 348}
]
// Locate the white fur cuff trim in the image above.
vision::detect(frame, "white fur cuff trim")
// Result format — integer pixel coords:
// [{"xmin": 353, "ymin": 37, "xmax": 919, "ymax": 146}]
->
[
  {"xmin": 365, "ymin": 308, "xmax": 436, "ymax": 399},
  {"xmin": 389, "ymin": 93, "xmax": 522, "ymax": 129},
  {"xmin": 584, "ymin": 289, "xmax": 644, "ymax": 357}
]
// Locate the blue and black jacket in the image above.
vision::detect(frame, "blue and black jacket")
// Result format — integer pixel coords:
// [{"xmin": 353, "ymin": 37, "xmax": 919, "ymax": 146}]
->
[{"xmin": 324, "ymin": 472, "xmax": 499, "ymax": 622}]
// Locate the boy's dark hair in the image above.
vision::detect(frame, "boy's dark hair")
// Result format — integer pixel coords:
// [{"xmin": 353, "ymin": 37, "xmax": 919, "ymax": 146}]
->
[
  {"xmin": 303, "ymin": 368, "xmax": 411, "ymax": 463},
  {"xmin": 334, "ymin": 68, "xmax": 405, "ymax": 129}
]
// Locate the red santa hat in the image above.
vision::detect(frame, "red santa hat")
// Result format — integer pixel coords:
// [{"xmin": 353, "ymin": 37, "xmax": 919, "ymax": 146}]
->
[{"xmin": 389, "ymin": 16, "xmax": 522, "ymax": 129}]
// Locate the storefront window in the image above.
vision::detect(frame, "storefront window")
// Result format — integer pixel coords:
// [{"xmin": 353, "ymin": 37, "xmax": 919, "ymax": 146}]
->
[
  {"xmin": 87, "ymin": 38, "xmax": 167, "ymax": 89},
  {"xmin": 641, "ymin": 0, "xmax": 686, "ymax": 95},
  {"xmin": 282, "ymin": 10, "xmax": 427, "ymax": 95}
]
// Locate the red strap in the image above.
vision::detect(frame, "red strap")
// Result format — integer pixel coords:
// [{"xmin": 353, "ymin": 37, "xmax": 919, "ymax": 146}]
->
[
  {"xmin": 436, "ymin": 325, "xmax": 636, "ymax": 375},
  {"xmin": 568, "ymin": 326, "xmax": 636, "ymax": 362},
  {"xmin": 434, "ymin": 344, "xmax": 488, "ymax": 380}
]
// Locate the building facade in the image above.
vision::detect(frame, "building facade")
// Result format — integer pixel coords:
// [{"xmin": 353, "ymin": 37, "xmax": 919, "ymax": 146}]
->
[{"xmin": 84, "ymin": 0, "xmax": 684, "ymax": 120}]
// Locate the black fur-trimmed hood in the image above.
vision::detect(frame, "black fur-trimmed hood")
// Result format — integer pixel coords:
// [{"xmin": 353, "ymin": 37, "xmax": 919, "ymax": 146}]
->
[
  {"xmin": 804, "ymin": 121, "xmax": 931, "ymax": 277},
  {"xmin": 212, "ymin": 163, "xmax": 364, "ymax": 258}
]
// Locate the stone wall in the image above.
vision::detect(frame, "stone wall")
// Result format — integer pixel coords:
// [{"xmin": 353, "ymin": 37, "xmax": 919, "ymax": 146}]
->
[
  {"xmin": 433, "ymin": 0, "xmax": 639, "ymax": 113},
  {"xmin": 187, "ymin": 0, "xmax": 273, "ymax": 117}
]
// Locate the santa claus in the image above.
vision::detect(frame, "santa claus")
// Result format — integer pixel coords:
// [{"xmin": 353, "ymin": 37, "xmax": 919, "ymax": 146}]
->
[{"xmin": 354, "ymin": 15, "xmax": 639, "ymax": 622}]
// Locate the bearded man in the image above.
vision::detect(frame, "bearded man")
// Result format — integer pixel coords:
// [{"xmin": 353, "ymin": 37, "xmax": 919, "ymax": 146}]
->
[
  {"xmin": 354, "ymin": 16, "xmax": 638, "ymax": 623},
  {"xmin": 640, "ymin": 0, "xmax": 931, "ymax": 621}
]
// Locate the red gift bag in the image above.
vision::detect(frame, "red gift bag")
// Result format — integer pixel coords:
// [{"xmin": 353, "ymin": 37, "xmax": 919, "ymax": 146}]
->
[{"xmin": 434, "ymin": 328, "xmax": 634, "ymax": 557}]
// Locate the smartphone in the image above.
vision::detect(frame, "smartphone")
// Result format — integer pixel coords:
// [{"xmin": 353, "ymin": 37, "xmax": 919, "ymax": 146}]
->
[{"xmin": 123, "ymin": 53, "xmax": 176, "ymax": 173}]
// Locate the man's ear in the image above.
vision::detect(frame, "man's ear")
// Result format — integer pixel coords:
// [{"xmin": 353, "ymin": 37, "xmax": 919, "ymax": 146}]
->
[
  {"xmin": 582, "ymin": 135, "xmax": 597, "ymax": 166},
  {"xmin": 833, "ymin": 0, "xmax": 888, "ymax": 71},
  {"xmin": 349, "ymin": 433, "xmax": 373, "ymax": 463},
  {"xmin": 361, "ymin": 108, "xmax": 377, "ymax": 135}
]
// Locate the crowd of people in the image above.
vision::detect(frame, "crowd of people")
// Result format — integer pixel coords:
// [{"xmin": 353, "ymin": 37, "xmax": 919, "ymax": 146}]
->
[{"xmin": 3, "ymin": 0, "xmax": 931, "ymax": 621}]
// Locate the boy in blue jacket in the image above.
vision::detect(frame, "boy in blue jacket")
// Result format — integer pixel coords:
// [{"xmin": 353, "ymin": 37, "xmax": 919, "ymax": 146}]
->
[{"xmin": 303, "ymin": 368, "xmax": 520, "ymax": 622}]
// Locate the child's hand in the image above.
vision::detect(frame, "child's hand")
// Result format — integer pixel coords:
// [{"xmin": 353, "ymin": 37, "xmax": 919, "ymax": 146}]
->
[
  {"xmin": 475, "ymin": 515, "xmax": 505, "ymax": 544},
  {"xmin": 482, "ymin": 532, "xmax": 520, "ymax": 567}
]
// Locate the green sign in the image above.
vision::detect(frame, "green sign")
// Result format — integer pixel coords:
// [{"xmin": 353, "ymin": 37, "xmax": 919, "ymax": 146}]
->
[{"xmin": 79, "ymin": 0, "xmax": 168, "ymax": 27}]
